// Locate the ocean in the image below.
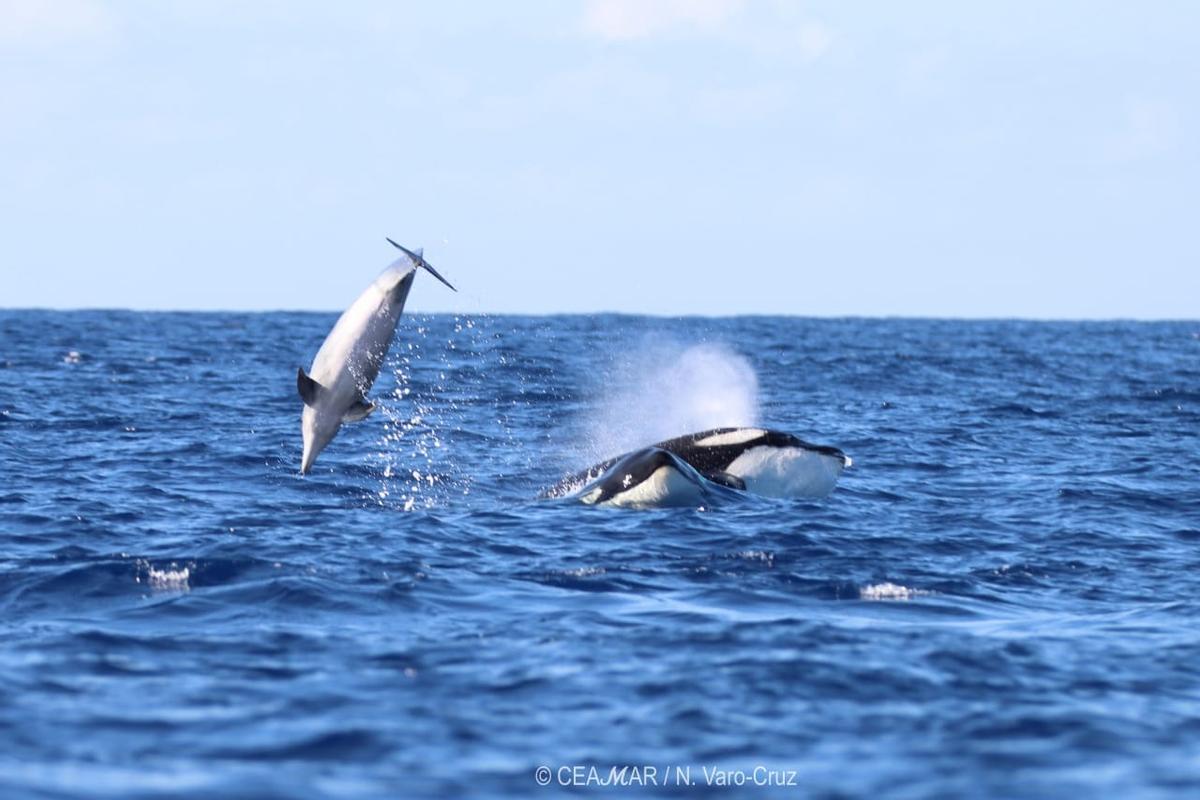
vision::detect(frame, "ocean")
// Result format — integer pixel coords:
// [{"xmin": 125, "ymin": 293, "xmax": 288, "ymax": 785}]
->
[{"xmin": 1, "ymin": 311, "xmax": 1197, "ymax": 798}]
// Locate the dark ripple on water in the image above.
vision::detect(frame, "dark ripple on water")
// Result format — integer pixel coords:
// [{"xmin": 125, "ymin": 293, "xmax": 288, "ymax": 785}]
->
[{"xmin": 1, "ymin": 311, "xmax": 1199, "ymax": 798}]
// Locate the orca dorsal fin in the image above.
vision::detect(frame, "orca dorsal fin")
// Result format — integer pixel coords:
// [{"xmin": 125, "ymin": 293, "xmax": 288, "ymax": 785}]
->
[
  {"xmin": 297, "ymin": 367, "xmax": 324, "ymax": 406},
  {"xmin": 342, "ymin": 398, "xmax": 376, "ymax": 423}
]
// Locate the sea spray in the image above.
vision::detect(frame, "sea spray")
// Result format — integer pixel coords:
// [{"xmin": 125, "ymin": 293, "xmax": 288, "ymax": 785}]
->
[
  {"xmin": 373, "ymin": 314, "xmax": 520, "ymax": 509},
  {"xmin": 372, "ymin": 317, "xmax": 464, "ymax": 510},
  {"xmin": 581, "ymin": 340, "xmax": 760, "ymax": 463}
]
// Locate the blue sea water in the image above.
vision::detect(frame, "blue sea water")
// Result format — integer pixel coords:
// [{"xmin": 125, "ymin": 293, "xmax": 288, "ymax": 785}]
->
[{"xmin": 1, "ymin": 310, "xmax": 1198, "ymax": 799}]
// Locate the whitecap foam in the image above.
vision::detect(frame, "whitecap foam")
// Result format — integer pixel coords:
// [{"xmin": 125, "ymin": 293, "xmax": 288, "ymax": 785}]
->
[
  {"xmin": 859, "ymin": 582, "xmax": 929, "ymax": 601},
  {"xmin": 136, "ymin": 561, "xmax": 191, "ymax": 592},
  {"xmin": 561, "ymin": 566, "xmax": 606, "ymax": 578}
]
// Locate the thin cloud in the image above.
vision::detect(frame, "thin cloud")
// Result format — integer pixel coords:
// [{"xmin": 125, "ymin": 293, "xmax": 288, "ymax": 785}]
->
[
  {"xmin": 0, "ymin": 0, "xmax": 114, "ymax": 47},
  {"xmin": 796, "ymin": 21, "xmax": 833, "ymax": 61},
  {"xmin": 580, "ymin": 0, "xmax": 835, "ymax": 65},
  {"xmin": 1105, "ymin": 98, "xmax": 1181, "ymax": 162},
  {"xmin": 582, "ymin": 0, "xmax": 745, "ymax": 41}
]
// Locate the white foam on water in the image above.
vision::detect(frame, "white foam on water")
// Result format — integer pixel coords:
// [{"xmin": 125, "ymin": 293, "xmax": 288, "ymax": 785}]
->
[
  {"xmin": 859, "ymin": 582, "xmax": 930, "ymax": 601},
  {"xmin": 561, "ymin": 566, "xmax": 606, "ymax": 578},
  {"xmin": 582, "ymin": 341, "xmax": 759, "ymax": 463},
  {"xmin": 136, "ymin": 560, "xmax": 191, "ymax": 592}
]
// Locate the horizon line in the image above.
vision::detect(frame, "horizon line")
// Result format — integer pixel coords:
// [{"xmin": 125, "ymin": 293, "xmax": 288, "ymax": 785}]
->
[{"xmin": 1, "ymin": 305, "xmax": 1197, "ymax": 324}]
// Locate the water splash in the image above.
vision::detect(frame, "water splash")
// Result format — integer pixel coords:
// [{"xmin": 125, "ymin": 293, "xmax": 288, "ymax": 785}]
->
[
  {"xmin": 581, "ymin": 340, "xmax": 759, "ymax": 463},
  {"xmin": 370, "ymin": 315, "xmax": 496, "ymax": 510},
  {"xmin": 372, "ymin": 326, "xmax": 452, "ymax": 510}
]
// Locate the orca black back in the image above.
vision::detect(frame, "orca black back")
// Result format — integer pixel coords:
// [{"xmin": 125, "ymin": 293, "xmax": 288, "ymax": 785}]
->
[
  {"xmin": 582, "ymin": 448, "xmax": 697, "ymax": 505},
  {"xmin": 542, "ymin": 427, "xmax": 846, "ymax": 499},
  {"xmin": 656, "ymin": 428, "xmax": 847, "ymax": 474}
]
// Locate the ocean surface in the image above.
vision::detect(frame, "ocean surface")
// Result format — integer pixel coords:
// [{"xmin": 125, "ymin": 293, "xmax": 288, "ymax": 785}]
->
[{"xmin": 1, "ymin": 310, "xmax": 1198, "ymax": 799}]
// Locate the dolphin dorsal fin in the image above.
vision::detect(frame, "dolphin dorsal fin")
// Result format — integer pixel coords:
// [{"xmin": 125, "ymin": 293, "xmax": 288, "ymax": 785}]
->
[{"xmin": 297, "ymin": 367, "xmax": 324, "ymax": 406}]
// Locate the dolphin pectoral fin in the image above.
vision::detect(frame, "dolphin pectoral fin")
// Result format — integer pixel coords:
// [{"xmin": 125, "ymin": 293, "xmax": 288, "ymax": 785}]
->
[
  {"xmin": 342, "ymin": 398, "xmax": 376, "ymax": 423},
  {"xmin": 703, "ymin": 471, "xmax": 747, "ymax": 491},
  {"xmin": 297, "ymin": 368, "xmax": 324, "ymax": 406}
]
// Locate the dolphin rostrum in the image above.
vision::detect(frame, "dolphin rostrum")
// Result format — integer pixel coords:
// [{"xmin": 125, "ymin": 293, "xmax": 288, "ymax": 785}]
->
[{"xmin": 297, "ymin": 240, "xmax": 456, "ymax": 474}]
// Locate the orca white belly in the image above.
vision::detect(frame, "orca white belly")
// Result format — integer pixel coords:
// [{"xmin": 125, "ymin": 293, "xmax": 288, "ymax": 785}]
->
[
  {"xmin": 581, "ymin": 465, "xmax": 705, "ymax": 508},
  {"xmin": 726, "ymin": 446, "xmax": 846, "ymax": 498}
]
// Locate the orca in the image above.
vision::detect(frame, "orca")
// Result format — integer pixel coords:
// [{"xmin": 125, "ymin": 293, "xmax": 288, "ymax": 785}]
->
[
  {"xmin": 573, "ymin": 447, "xmax": 730, "ymax": 508},
  {"xmin": 297, "ymin": 240, "xmax": 455, "ymax": 474},
  {"xmin": 546, "ymin": 427, "xmax": 850, "ymax": 501},
  {"xmin": 654, "ymin": 427, "xmax": 851, "ymax": 498}
]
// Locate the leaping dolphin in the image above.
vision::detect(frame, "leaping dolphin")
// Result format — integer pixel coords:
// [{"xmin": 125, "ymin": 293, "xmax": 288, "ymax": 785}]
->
[{"xmin": 297, "ymin": 240, "xmax": 456, "ymax": 474}]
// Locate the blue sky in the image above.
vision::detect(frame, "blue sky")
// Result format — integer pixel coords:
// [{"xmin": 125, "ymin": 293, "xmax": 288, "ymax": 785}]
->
[{"xmin": 1, "ymin": 1, "xmax": 1196, "ymax": 317}]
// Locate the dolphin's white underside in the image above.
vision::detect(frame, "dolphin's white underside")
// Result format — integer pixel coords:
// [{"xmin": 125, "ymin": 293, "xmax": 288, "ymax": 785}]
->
[{"xmin": 300, "ymin": 259, "xmax": 417, "ymax": 473}]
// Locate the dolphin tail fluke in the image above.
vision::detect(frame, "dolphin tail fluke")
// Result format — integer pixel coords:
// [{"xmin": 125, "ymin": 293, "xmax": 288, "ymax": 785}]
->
[
  {"xmin": 386, "ymin": 237, "xmax": 457, "ymax": 292},
  {"xmin": 417, "ymin": 259, "xmax": 457, "ymax": 292}
]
